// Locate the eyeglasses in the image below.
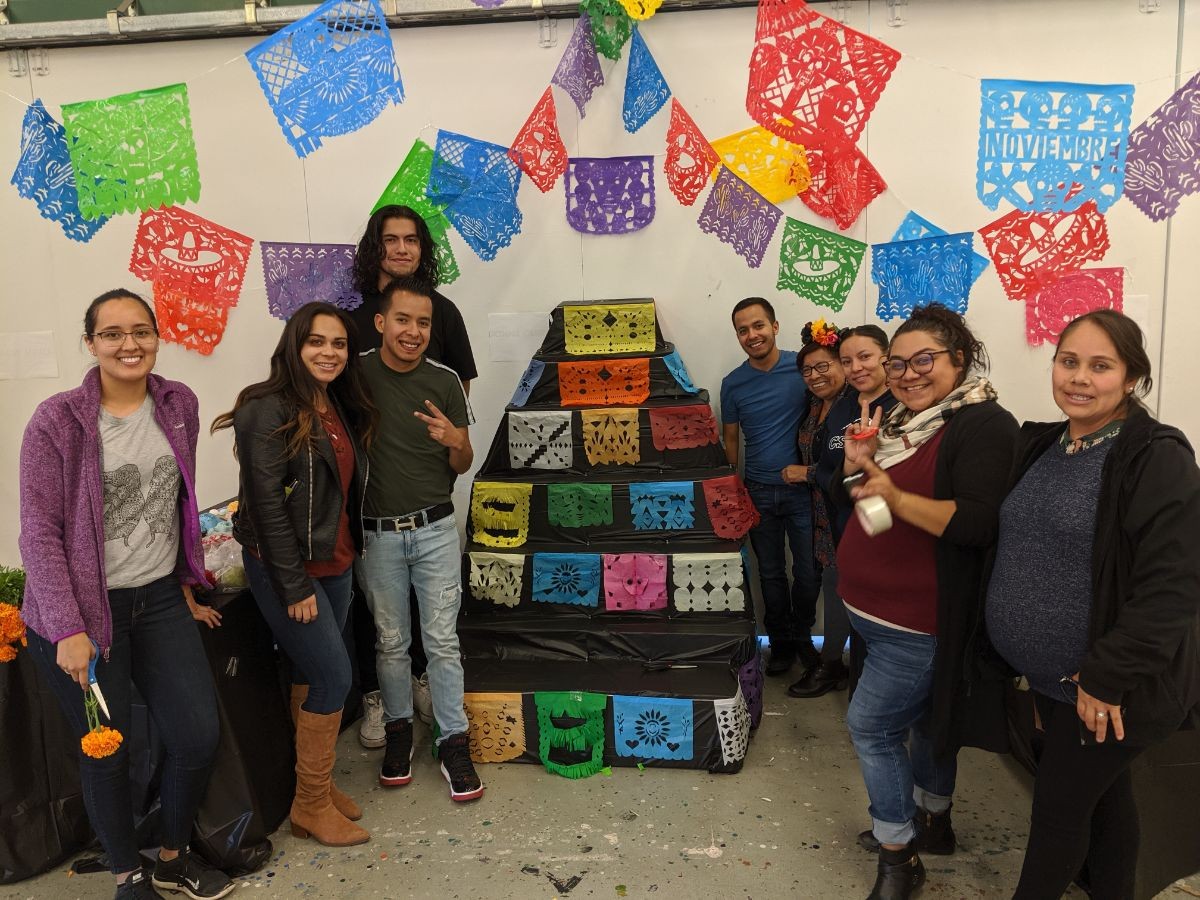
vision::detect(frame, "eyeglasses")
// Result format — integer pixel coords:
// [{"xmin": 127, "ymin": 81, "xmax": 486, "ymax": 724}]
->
[
  {"xmin": 800, "ymin": 361, "xmax": 834, "ymax": 377},
  {"xmin": 884, "ymin": 349, "xmax": 950, "ymax": 378},
  {"xmin": 91, "ymin": 328, "xmax": 159, "ymax": 347}
]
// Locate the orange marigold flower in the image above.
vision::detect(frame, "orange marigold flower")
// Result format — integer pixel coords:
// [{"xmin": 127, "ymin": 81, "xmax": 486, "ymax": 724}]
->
[
  {"xmin": 0, "ymin": 645, "xmax": 16, "ymax": 663},
  {"xmin": 0, "ymin": 605, "xmax": 25, "ymax": 644},
  {"xmin": 81, "ymin": 726, "xmax": 124, "ymax": 759}
]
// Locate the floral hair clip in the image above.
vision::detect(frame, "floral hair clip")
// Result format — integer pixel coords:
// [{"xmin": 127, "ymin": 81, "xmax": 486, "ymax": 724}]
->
[{"xmin": 803, "ymin": 318, "xmax": 841, "ymax": 347}]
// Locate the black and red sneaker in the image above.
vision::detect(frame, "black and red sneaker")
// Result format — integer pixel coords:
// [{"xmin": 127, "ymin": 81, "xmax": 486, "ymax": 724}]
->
[
  {"xmin": 379, "ymin": 718, "xmax": 414, "ymax": 787},
  {"xmin": 437, "ymin": 733, "xmax": 484, "ymax": 802}
]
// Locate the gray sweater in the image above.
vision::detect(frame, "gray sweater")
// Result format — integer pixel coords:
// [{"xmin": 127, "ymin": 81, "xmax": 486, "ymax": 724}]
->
[{"xmin": 985, "ymin": 437, "xmax": 1114, "ymax": 702}]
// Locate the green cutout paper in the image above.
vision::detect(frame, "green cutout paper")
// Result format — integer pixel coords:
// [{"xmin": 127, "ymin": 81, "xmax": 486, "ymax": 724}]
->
[
  {"xmin": 373, "ymin": 139, "xmax": 460, "ymax": 285},
  {"xmin": 61, "ymin": 83, "xmax": 200, "ymax": 220},
  {"xmin": 535, "ymin": 691, "xmax": 608, "ymax": 779},
  {"xmin": 581, "ymin": 0, "xmax": 634, "ymax": 61},
  {"xmin": 547, "ymin": 483, "xmax": 614, "ymax": 528}
]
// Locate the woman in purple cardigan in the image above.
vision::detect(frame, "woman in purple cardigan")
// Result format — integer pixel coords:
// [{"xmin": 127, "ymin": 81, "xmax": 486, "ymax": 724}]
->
[{"xmin": 18, "ymin": 290, "xmax": 233, "ymax": 900}]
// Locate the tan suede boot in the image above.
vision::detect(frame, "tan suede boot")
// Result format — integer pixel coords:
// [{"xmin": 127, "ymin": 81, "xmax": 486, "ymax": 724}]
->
[
  {"xmin": 289, "ymin": 684, "xmax": 363, "ymax": 821},
  {"xmin": 290, "ymin": 708, "xmax": 369, "ymax": 846}
]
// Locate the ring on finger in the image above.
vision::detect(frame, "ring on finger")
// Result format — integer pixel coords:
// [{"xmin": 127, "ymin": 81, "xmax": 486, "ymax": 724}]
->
[{"xmin": 1096, "ymin": 712, "xmax": 1106, "ymax": 718}]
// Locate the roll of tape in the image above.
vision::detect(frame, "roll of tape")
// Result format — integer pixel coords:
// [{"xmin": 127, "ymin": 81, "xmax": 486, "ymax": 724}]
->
[{"xmin": 856, "ymin": 495, "xmax": 893, "ymax": 536}]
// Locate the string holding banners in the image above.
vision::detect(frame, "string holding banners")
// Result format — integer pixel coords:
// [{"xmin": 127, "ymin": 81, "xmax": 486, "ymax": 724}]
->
[
  {"xmin": 697, "ymin": 166, "xmax": 784, "ymax": 269},
  {"xmin": 623, "ymin": 29, "xmax": 672, "ymax": 134},
  {"xmin": 62, "ymin": 83, "xmax": 200, "ymax": 220},
  {"xmin": 663, "ymin": 99, "xmax": 721, "ymax": 207},
  {"xmin": 565, "ymin": 157, "xmax": 656, "ymax": 235},
  {"xmin": 978, "ymin": 201, "xmax": 1111, "ymax": 302},
  {"xmin": 508, "ymin": 87, "xmax": 569, "ymax": 194},
  {"xmin": 244, "ymin": 0, "xmax": 404, "ymax": 159},
  {"xmin": 776, "ymin": 217, "xmax": 866, "ymax": 312},
  {"xmin": 553, "ymin": 16, "xmax": 605, "ymax": 118},
  {"xmin": 1123, "ymin": 70, "xmax": 1200, "ymax": 222},
  {"xmin": 1025, "ymin": 267, "xmax": 1124, "ymax": 347},
  {"xmin": 260, "ymin": 242, "xmax": 361, "ymax": 320},
  {"xmin": 747, "ymin": 0, "xmax": 901, "ymax": 147},
  {"xmin": 10, "ymin": 99, "xmax": 109, "ymax": 243},
  {"xmin": 872, "ymin": 232, "xmax": 975, "ymax": 322},
  {"xmin": 977, "ymin": 79, "xmax": 1134, "ymax": 213}
]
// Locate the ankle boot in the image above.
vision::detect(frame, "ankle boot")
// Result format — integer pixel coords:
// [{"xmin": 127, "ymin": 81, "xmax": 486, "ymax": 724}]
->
[
  {"xmin": 787, "ymin": 659, "xmax": 850, "ymax": 698},
  {"xmin": 867, "ymin": 844, "xmax": 925, "ymax": 900},
  {"xmin": 858, "ymin": 804, "xmax": 956, "ymax": 855},
  {"xmin": 290, "ymin": 708, "xmax": 370, "ymax": 846},
  {"xmin": 289, "ymin": 685, "xmax": 362, "ymax": 821}
]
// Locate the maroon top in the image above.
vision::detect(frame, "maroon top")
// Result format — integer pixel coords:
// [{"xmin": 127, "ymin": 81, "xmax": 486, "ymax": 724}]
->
[
  {"xmin": 305, "ymin": 407, "xmax": 356, "ymax": 579},
  {"xmin": 837, "ymin": 428, "xmax": 946, "ymax": 635}
]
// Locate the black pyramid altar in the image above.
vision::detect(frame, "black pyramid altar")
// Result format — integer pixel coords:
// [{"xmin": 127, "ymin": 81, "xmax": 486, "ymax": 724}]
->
[{"xmin": 458, "ymin": 298, "xmax": 764, "ymax": 776}]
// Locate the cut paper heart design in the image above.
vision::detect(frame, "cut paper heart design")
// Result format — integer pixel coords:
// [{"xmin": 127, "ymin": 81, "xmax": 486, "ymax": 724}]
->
[
  {"xmin": 532, "ymin": 553, "xmax": 603, "ymax": 606},
  {"xmin": 613, "ymin": 695, "xmax": 693, "ymax": 760}
]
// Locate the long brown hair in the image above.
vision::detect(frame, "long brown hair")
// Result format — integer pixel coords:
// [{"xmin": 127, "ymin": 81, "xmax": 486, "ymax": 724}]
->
[{"xmin": 211, "ymin": 302, "xmax": 377, "ymax": 456}]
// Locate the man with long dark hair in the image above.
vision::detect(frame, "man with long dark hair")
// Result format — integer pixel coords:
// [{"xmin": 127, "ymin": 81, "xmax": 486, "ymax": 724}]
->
[{"xmin": 348, "ymin": 205, "xmax": 477, "ymax": 392}]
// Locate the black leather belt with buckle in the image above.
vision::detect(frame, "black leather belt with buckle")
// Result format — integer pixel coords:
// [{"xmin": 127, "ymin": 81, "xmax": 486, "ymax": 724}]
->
[{"xmin": 364, "ymin": 502, "xmax": 454, "ymax": 532}]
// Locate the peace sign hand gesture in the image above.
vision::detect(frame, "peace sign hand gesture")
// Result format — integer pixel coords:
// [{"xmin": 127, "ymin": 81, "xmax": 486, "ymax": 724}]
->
[{"xmin": 414, "ymin": 400, "xmax": 464, "ymax": 450}]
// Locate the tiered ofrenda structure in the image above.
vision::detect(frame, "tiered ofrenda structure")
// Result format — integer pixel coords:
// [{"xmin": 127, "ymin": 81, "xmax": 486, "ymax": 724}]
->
[{"xmin": 459, "ymin": 299, "xmax": 764, "ymax": 776}]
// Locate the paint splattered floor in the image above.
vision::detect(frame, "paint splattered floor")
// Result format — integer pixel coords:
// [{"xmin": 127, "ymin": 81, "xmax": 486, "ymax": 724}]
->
[{"xmin": 12, "ymin": 676, "xmax": 1200, "ymax": 899}]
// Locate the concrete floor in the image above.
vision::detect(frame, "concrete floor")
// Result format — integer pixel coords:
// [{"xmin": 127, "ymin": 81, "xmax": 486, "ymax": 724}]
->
[{"xmin": 10, "ymin": 676, "xmax": 1199, "ymax": 900}]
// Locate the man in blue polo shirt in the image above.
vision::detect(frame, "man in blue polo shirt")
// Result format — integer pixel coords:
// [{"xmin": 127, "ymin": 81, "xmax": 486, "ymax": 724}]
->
[{"xmin": 720, "ymin": 297, "xmax": 818, "ymax": 678}]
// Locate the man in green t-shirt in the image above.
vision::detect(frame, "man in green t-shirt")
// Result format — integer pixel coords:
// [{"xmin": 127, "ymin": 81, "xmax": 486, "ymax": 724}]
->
[{"xmin": 355, "ymin": 275, "xmax": 483, "ymax": 802}]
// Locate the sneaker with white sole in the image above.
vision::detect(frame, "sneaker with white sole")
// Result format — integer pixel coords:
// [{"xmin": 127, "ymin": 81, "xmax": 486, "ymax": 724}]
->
[
  {"xmin": 438, "ymin": 732, "xmax": 484, "ymax": 802},
  {"xmin": 380, "ymin": 718, "xmax": 414, "ymax": 787},
  {"xmin": 358, "ymin": 690, "xmax": 386, "ymax": 749},
  {"xmin": 412, "ymin": 673, "xmax": 434, "ymax": 726},
  {"xmin": 151, "ymin": 848, "xmax": 234, "ymax": 900}
]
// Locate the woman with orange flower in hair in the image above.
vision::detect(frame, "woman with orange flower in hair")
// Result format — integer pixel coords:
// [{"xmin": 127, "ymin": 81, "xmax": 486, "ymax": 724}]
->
[{"xmin": 18, "ymin": 290, "xmax": 233, "ymax": 900}]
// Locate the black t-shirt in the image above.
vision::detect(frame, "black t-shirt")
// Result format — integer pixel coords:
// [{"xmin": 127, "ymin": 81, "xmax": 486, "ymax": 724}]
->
[{"xmin": 348, "ymin": 288, "xmax": 478, "ymax": 382}]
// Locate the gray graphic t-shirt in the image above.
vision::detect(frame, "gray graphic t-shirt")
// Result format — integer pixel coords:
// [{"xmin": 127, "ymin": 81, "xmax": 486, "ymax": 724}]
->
[{"xmin": 100, "ymin": 395, "xmax": 181, "ymax": 589}]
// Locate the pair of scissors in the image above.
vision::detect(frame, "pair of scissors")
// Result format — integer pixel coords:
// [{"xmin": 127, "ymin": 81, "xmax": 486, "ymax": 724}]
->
[{"xmin": 87, "ymin": 640, "xmax": 112, "ymax": 721}]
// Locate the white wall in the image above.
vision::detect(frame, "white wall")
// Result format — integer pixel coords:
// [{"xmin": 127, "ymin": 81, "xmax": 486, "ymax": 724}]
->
[{"xmin": 2, "ymin": 0, "xmax": 1197, "ymax": 565}]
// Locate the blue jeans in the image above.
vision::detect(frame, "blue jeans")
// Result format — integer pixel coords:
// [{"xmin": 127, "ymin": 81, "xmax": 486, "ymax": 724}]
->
[
  {"xmin": 355, "ymin": 514, "xmax": 468, "ymax": 741},
  {"xmin": 27, "ymin": 575, "xmax": 219, "ymax": 874},
  {"xmin": 243, "ymin": 552, "xmax": 353, "ymax": 715},
  {"xmin": 845, "ymin": 610, "xmax": 957, "ymax": 846},
  {"xmin": 744, "ymin": 481, "xmax": 820, "ymax": 650}
]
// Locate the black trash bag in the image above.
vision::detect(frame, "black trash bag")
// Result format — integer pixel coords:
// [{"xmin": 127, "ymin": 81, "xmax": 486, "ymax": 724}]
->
[
  {"xmin": 72, "ymin": 589, "xmax": 295, "ymax": 879},
  {"xmin": 0, "ymin": 647, "xmax": 92, "ymax": 884}
]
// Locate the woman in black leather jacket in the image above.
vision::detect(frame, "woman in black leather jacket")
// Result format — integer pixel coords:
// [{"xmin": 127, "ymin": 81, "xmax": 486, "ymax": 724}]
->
[{"xmin": 212, "ymin": 301, "xmax": 377, "ymax": 848}]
